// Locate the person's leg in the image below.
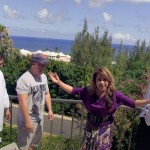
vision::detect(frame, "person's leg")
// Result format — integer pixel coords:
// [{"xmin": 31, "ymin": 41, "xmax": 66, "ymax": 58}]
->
[
  {"xmin": 135, "ymin": 118, "xmax": 150, "ymax": 150},
  {"xmin": 80, "ymin": 122, "xmax": 93, "ymax": 150},
  {"xmin": 17, "ymin": 121, "xmax": 31, "ymax": 150},
  {"xmin": 97, "ymin": 123, "xmax": 113, "ymax": 150},
  {"xmin": 30, "ymin": 121, "xmax": 43, "ymax": 149},
  {"xmin": 80, "ymin": 122, "xmax": 113, "ymax": 150},
  {"xmin": 17, "ymin": 120, "xmax": 38, "ymax": 150}
]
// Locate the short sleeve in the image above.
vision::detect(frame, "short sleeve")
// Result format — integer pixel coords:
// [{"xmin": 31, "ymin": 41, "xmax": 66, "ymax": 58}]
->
[
  {"xmin": 44, "ymin": 74, "xmax": 49, "ymax": 92},
  {"xmin": 16, "ymin": 77, "xmax": 30, "ymax": 94}
]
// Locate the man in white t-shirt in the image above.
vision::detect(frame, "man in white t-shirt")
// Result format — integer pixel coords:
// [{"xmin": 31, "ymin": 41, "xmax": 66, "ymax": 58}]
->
[
  {"xmin": 16, "ymin": 53, "xmax": 54, "ymax": 150},
  {"xmin": 0, "ymin": 53, "xmax": 11, "ymax": 142},
  {"xmin": 135, "ymin": 82, "xmax": 150, "ymax": 150}
]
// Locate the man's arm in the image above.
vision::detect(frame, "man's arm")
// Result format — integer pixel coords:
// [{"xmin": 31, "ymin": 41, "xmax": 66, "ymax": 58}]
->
[
  {"xmin": 3, "ymin": 73, "xmax": 11, "ymax": 120},
  {"xmin": 4, "ymin": 94, "xmax": 11, "ymax": 120},
  {"xmin": 45, "ymin": 91, "xmax": 54, "ymax": 120},
  {"xmin": 18, "ymin": 93, "xmax": 33, "ymax": 132}
]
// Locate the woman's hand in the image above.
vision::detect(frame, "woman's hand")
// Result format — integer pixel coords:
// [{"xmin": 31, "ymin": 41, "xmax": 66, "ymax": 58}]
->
[
  {"xmin": 48, "ymin": 71, "xmax": 73, "ymax": 94},
  {"xmin": 48, "ymin": 71, "xmax": 60, "ymax": 84}
]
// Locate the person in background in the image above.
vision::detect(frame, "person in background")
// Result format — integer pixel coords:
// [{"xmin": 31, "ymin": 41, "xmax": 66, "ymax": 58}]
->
[
  {"xmin": 49, "ymin": 66, "xmax": 150, "ymax": 150},
  {"xmin": 16, "ymin": 53, "xmax": 54, "ymax": 150},
  {"xmin": 0, "ymin": 53, "xmax": 11, "ymax": 142},
  {"xmin": 135, "ymin": 82, "xmax": 150, "ymax": 150}
]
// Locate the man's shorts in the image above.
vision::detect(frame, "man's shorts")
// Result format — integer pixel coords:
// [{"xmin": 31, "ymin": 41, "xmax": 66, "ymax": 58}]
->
[{"xmin": 17, "ymin": 120, "xmax": 43, "ymax": 150}]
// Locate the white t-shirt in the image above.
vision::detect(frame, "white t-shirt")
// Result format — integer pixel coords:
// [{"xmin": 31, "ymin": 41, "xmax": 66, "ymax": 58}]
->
[
  {"xmin": 0, "ymin": 70, "xmax": 9, "ymax": 132},
  {"xmin": 139, "ymin": 83, "xmax": 150, "ymax": 126},
  {"xmin": 16, "ymin": 71, "xmax": 49, "ymax": 123}
]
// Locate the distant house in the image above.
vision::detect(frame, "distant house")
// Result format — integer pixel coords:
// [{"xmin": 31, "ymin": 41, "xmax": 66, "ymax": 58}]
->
[
  {"xmin": 20, "ymin": 49, "xmax": 71, "ymax": 63},
  {"xmin": 111, "ymin": 61, "xmax": 117, "ymax": 65}
]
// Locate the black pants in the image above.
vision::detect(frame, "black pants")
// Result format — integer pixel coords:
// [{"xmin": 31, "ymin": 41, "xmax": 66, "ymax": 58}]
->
[{"xmin": 135, "ymin": 117, "xmax": 150, "ymax": 150}]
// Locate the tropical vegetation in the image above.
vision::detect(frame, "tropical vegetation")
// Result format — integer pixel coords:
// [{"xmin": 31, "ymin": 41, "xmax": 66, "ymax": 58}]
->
[{"xmin": 0, "ymin": 19, "xmax": 150, "ymax": 149}]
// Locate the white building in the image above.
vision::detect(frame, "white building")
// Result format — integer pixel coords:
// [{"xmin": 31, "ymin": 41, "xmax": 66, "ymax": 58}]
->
[{"xmin": 20, "ymin": 49, "xmax": 71, "ymax": 63}]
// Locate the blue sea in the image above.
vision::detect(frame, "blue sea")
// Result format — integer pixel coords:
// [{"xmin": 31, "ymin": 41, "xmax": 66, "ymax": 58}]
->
[
  {"xmin": 11, "ymin": 36, "xmax": 74, "ymax": 55},
  {"xmin": 11, "ymin": 36, "xmax": 134, "ymax": 55}
]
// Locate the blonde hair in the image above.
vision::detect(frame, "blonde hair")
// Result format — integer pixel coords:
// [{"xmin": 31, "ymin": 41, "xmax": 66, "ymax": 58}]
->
[{"xmin": 89, "ymin": 67, "xmax": 116, "ymax": 108}]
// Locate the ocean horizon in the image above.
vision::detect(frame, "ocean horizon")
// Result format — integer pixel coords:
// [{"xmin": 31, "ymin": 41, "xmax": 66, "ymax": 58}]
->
[{"xmin": 11, "ymin": 36, "xmax": 134, "ymax": 55}]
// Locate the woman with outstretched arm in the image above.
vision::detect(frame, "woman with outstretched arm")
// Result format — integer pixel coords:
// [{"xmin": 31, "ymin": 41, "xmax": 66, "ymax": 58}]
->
[{"xmin": 49, "ymin": 67, "xmax": 149, "ymax": 150}]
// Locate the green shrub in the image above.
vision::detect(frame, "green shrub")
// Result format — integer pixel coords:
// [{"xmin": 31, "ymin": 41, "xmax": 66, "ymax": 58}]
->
[
  {"xmin": 38, "ymin": 135, "xmax": 80, "ymax": 150},
  {"xmin": 0, "ymin": 124, "xmax": 80, "ymax": 150},
  {"xmin": 0, "ymin": 124, "xmax": 17, "ymax": 148}
]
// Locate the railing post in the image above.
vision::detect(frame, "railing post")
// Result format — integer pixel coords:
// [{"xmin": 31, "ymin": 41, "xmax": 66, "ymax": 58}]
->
[
  {"xmin": 128, "ymin": 110, "xmax": 136, "ymax": 150},
  {"xmin": 49, "ymin": 120, "xmax": 53, "ymax": 150},
  {"xmin": 78, "ymin": 103, "xmax": 84, "ymax": 148},
  {"xmin": 60, "ymin": 103, "xmax": 64, "ymax": 150},
  {"xmin": 9, "ymin": 99, "xmax": 12, "ymax": 143},
  {"xmin": 117, "ymin": 109, "xmax": 125, "ymax": 150},
  {"xmin": 69, "ymin": 105, "xmax": 75, "ymax": 149}
]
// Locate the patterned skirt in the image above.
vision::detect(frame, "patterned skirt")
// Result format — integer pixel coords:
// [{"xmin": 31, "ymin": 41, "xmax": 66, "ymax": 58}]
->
[{"xmin": 80, "ymin": 122, "xmax": 113, "ymax": 150}]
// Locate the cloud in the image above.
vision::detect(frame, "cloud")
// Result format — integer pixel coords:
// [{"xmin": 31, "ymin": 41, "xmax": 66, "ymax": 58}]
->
[
  {"xmin": 88, "ymin": 0, "xmax": 150, "ymax": 8},
  {"xmin": 9, "ymin": 25, "xmax": 74, "ymax": 40},
  {"xmin": 139, "ymin": 27, "xmax": 147, "ymax": 33},
  {"xmin": 74, "ymin": 0, "xmax": 81, "ymax": 5},
  {"xmin": 112, "ymin": 22, "xmax": 124, "ymax": 28},
  {"xmin": 113, "ymin": 32, "xmax": 136, "ymax": 42},
  {"xmin": 89, "ymin": 0, "xmax": 113, "ymax": 7},
  {"xmin": 125, "ymin": 0, "xmax": 150, "ymax": 3},
  {"xmin": 42, "ymin": 0, "xmax": 53, "ymax": 2},
  {"xmin": 36, "ymin": 9, "xmax": 62, "ymax": 23},
  {"xmin": 3, "ymin": 5, "xmax": 21, "ymax": 19},
  {"xmin": 137, "ymin": 26, "xmax": 149, "ymax": 34},
  {"xmin": 102, "ymin": 12, "xmax": 112, "ymax": 23}
]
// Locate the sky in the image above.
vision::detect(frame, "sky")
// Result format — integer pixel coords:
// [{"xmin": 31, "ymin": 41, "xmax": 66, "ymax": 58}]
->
[{"xmin": 0, "ymin": 0, "xmax": 150, "ymax": 45}]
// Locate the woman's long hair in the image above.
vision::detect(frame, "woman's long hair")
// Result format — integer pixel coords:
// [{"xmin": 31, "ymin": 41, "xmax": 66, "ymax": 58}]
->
[{"xmin": 89, "ymin": 67, "xmax": 116, "ymax": 108}]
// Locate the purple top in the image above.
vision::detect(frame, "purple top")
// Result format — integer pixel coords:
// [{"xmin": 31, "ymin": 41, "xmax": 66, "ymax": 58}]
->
[{"xmin": 71, "ymin": 87, "xmax": 135, "ymax": 127}]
